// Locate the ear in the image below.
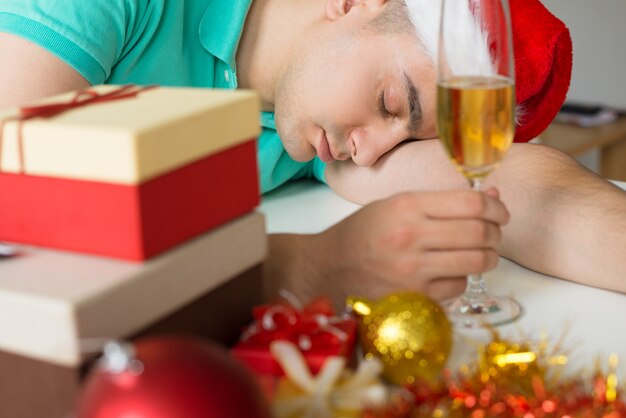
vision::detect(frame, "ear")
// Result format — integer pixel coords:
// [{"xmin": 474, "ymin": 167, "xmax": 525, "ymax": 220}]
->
[{"xmin": 325, "ymin": 0, "xmax": 388, "ymax": 21}]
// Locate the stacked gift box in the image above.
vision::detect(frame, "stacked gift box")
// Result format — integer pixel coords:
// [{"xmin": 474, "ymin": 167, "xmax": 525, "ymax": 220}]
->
[{"xmin": 0, "ymin": 85, "xmax": 267, "ymax": 418}]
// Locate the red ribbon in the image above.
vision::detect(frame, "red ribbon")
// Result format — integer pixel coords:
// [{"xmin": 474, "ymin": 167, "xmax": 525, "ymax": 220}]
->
[
  {"xmin": 0, "ymin": 84, "xmax": 157, "ymax": 174},
  {"xmin": 238, "ymin": 296, "xmax": 354, "ymax": 355}
]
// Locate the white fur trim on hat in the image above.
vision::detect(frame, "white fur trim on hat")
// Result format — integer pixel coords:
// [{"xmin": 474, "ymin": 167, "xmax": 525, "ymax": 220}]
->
[
  {"xmin": 404, "ymin": 0, "xmax": 495, "ymax": 76},
  {"xmin": 404, "ymin": 0, "xmax": 441, "ymax": 61}
]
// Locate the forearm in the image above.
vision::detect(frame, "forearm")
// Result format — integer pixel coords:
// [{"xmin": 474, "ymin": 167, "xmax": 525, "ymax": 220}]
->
[
  {"xmin": 264, "ymin": 230, "xmax": 395, "ymax": 308},
  {"xmin": 264, "ymin": 231, "xmax": 376, "ymax": 309},
  {"xmin": 492, "ymin": 143, "xmax": 626, "ymax": 293},
  {"xmin": 327, "ymin": 140, "xmax": 626, "ymax": 293},
  {"xmin": 264, "ymin": 233, "xmax": 342, "ymax": 306},
  {"xmin": 326, "ymin": 140, "xmax": 465, "ymax": 202}
]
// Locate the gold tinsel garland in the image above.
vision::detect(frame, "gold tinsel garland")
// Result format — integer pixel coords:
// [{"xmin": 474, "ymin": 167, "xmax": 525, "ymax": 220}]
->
[{"xmin": 363, "ymin": 331, "xmax": 624, "ymax": 418}]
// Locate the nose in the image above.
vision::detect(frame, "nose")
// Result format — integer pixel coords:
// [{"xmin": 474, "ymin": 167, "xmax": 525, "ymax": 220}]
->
[{"xmin": 349, "ymin": 125, "xmax": 405, "ymax": 167}]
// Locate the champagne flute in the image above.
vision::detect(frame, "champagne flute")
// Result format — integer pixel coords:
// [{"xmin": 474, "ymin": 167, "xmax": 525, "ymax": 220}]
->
[{"xmin": 437, "ymin": 0, "xmax": 521, "ymax": 327}]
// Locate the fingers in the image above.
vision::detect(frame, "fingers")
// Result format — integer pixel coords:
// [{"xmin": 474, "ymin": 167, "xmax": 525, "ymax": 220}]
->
[
  {"xmin": 418, "ymin": 219, "xmax": 502, "ymax": 250},
  {"xmin": 418, "ymin": 249, "xmax": 501, "ymax": 277},
  {"xmin": 410, "ymin": 190, "xmax": 510, "ymax": 225},
  {"xmin": 336, "ymin": 190, "xmax": 507, "ymax": 295},
  {"xmin": 378, "ymin": 248, "xmax": 499, "ymax": 281}
]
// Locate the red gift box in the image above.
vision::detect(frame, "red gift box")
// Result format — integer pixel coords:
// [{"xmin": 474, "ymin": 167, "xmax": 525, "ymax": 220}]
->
[
  {"xmin": 232, "ymin": 297, "xmax": 358, "ymax": 376},
  {"xmin": 0, "ymin": 85, "xmax": 261, "ymax": 260}
]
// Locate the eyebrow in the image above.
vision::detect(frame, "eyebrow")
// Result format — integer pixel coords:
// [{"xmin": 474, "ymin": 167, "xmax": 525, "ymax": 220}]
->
[{"xmin": 403, "ymin": 72, "xmax": 422, "ymax": 136}]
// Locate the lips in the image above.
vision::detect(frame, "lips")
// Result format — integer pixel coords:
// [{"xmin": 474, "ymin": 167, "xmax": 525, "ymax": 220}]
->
[{"xmin": 316, "ymin": 130, "xmax": 335, "ymax": 163}]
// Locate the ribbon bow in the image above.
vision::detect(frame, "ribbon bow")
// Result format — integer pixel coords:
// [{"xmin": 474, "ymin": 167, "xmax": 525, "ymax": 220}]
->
[
  {"xmin": 0, "ymin": 84, "xmax": 156, "ymax": 173},
  {"xmin": 232, "ymin": 291, "xmax": 358, "ymax": 376},
  {"xmin": 240, "ymin": 293, "xmax": 353, "ymax": 355},
  {"xmin": 270, "ymin": 341, "xmax": 388, "ymax": 418}
]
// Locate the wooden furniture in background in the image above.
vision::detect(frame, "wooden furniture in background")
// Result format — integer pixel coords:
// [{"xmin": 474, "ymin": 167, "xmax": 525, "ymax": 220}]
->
[{"xmin": 540, "ymin": 116, "xmax": 626, "ymax": 181}]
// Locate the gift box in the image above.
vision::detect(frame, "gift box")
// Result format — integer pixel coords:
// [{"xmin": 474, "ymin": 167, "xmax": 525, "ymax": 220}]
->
[
  {"xmin": 0, "ymin": 85, "xmax": 260, "ymax": 260},
  {"xmin": 0, "ymin": 212, "xmax": 267, "ymax": 418},
  {"xmin": 232, "ymin": 297, "xmax": 358, "ymax": 376}
]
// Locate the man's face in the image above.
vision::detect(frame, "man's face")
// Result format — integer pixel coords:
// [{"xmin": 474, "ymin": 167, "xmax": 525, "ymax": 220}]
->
[{"xmin": 272, "ymin": 6, "xmax": 437, "ymax": 167}]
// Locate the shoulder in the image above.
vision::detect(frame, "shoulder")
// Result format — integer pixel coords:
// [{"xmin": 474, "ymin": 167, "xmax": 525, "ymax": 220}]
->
[{"xmin": 0, "ymin": 0, "xmax": 159, "ymax": 84}]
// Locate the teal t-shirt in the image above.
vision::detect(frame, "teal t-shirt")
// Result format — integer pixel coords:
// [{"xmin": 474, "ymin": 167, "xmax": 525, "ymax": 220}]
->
[{"xmin": 0, "ymin": 0, "xmax": 326, "ymax": 193}]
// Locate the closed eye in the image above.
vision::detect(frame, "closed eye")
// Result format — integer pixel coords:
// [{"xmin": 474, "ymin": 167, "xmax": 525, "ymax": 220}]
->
[{"xmin": 378, "ymin": 90, "xmax": 392, "ymax": 118}]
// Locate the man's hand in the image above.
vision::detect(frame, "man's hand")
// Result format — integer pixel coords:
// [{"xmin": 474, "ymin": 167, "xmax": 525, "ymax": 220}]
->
[
  {"xmin": 326, "ymin": 139, "xmax": 626, "ymax": 295},
  {"xmin": 265, "ymin": 189, "xmax": 509, "ymax": 308}
]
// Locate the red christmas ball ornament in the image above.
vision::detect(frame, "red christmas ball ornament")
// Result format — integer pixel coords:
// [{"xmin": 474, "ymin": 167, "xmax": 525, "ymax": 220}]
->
[{"xmin": 76, "ymin": 335, "xmax": 271, "ymax": 418}]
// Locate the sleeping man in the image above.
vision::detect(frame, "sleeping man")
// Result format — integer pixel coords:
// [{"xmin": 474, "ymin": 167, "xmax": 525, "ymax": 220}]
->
[{"xmin": 1, "ymin": 0, "xmax": 624, "ymax": 306}]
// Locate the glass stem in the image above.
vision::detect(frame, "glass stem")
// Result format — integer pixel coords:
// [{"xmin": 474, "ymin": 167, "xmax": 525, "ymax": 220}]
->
[
  {"xmin": 464, "ymin": 177, "xmax": 487, "ymax": 302},
  {"xmin": 469, "ymin": 177, "xmax": 482, "ymax": 192}
]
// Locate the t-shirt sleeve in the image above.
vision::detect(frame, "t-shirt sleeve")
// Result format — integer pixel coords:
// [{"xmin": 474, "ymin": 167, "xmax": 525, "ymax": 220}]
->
[
  {"xmin": 310, "ymin": 157, "xmax": 327, "ymax": 184},
  {"xmin": 0, "ymin": 0, "xmax": 137, "ymax": 84}
]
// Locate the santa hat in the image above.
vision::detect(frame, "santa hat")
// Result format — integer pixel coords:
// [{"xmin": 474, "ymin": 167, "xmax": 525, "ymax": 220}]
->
[{"xmin": 406, "ymin": 0, "xmax": 573, "ymax": 142}]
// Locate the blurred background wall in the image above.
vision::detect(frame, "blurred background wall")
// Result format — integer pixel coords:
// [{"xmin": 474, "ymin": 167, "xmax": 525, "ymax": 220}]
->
[
  {"xmin": 539, "ymin": 0, "xmax": 626, "ymax": 178},
  {"xmin": 542, "ymin": 0, "xmax": 626, "ymax": 110}
]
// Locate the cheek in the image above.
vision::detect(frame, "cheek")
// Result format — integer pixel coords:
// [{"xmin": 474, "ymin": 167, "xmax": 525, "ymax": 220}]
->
[
  {"xmin": 312, "ymin": 61, "xmax": 374, "ymax": 125},
  {"xmin": 279, "ymin": 32, "xmax": 382, "ymax": 144},
  {"xmin": 328, "ymin": 92, "xmax": 370, "ymax": 126}
]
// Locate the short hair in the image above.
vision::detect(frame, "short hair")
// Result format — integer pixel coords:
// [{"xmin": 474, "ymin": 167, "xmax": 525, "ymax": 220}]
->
[
  {"xmin": 369, "ymin": 0, "xmax": 416, "ymax": 35},
  {"xmin": 369, "ymin": 1, "xmax": 438, "ymax": 64}
]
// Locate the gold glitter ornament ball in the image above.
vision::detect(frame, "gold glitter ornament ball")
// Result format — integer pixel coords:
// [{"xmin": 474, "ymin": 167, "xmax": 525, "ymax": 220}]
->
[{"xmin": 347, "ymin": 292, "xmax": 452, "ymax": 386}]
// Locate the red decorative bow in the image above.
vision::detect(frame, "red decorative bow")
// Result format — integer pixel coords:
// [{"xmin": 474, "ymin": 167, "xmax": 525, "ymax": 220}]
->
[
  {"xmin": 241, "ymin": 297, "xmax": 351, "ymax": 354},
  {"xmin": 232, "ymin": 296, "xmax": 358, "ymax": 376}
]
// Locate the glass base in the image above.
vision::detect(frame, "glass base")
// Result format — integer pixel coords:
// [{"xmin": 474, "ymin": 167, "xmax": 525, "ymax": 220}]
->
[{"xmin": 442, "ymin": 294, "xmax": 522, "ymax": 328}]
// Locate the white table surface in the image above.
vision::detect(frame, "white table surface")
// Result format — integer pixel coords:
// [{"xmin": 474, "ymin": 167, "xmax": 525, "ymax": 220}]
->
[{"xmin": 260, "ymin": 180, "xmax": 626, "ymax": 374}]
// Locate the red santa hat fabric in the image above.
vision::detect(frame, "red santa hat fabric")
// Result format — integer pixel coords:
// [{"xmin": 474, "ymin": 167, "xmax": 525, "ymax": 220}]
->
[{"xmin": 509, "ymin": 0, "xmax": 572, "ymax": 142}]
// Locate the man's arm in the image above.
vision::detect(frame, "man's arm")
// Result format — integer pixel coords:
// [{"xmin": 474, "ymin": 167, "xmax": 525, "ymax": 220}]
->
[
  {"xmin": 263, "ymin": 189, "xmax": 510, "ymax": 307},
  {"xmin": 326, "ymin": 139, "xmax": 626, "ymax": 294},
  {"xmin": 0, "ymin": 33, "xmax": 89, "ymax": 109}
]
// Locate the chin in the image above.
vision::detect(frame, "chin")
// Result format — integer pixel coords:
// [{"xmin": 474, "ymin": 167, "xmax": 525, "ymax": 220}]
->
[
  {"xmin": 288, "ymin": 149, "xmax": 316, "ymax": 163},
  {"xmin": 283, "ymin": 141, "xmax": 317, "ymax": 163},
  {"xmin": 275, "ymin": 123, "xmax": 316, "ymax": 163}
]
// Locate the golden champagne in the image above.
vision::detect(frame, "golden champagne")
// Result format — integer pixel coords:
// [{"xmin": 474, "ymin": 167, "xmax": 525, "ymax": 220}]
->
[{"xmin": 437, "ymin": 76, "xmax": 515, "ymax": 179}]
